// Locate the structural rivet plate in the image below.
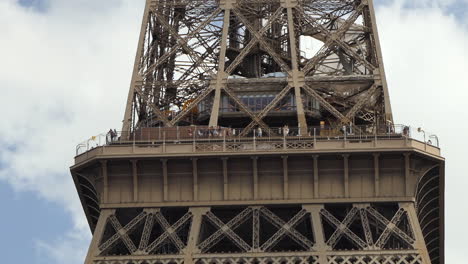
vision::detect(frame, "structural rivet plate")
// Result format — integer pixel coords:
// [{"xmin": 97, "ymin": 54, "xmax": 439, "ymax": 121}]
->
[
  {"xmin": 280, "ymin": 0, "xmax": 298, "ymax": 8},
  {"xmin": 167, "ymin": 227, "xmax": 174, "ymax": 234},
  {"xmin": 210, "ymin": 72, "xmax": 229, "ymax": 87},
  {"xmin": 288, "ymin": 70, "xmax": 305, "ymax": 88},
  {"xmin": 219, "ymin": 0, "xmax": 234, "ymax": 9}
]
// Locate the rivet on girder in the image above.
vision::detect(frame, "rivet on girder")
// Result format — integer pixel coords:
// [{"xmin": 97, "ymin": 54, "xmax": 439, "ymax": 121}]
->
[
  {"xmin": 167, "ymin": 227, "xmax": 174, "ymax": 234},
  {"xmin": 210, "ymin": 72, "xmax": 229, "ymax": 87},
  {"xmin": 280, "ymin": 0, "xmax": 298, "ymax": 8},
  {"xmin": 288, "ymin": 69, "xmax": 305, "ymax": 88},
  {"xmin": 219, "ymin": 0, "xmax": 235, "ymax": 9}
]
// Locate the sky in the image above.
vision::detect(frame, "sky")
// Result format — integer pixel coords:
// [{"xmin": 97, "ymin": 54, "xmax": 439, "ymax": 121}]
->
[{"xmin": 0, "ymin": 0, "xmax": 467, "ymax": 263}]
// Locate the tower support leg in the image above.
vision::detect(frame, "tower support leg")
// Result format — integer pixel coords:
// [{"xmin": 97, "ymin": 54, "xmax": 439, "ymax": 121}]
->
[
  {"xmin": 303, "ymin": 205, "xmax": 329, "ymax": 264},
  {"xmin": 183, "ymin": 207, "xmax": 210, "ymax": 264},
  {"xmin": 401, "ymin": 202, "xmax": 432, "ymax": 264},
  {"xmin": 84, "ymin": 209, "xmax": 115, "ymax": 264}
]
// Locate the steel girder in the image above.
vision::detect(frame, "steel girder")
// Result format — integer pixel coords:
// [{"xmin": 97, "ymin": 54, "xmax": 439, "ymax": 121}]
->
[
  {"xmin": 122, "ymin": 0, "xmax": 393, "ymax": 134},
  {"xmin": 86, "ymin": 203, "xmax": 430, "ymax": 264}
]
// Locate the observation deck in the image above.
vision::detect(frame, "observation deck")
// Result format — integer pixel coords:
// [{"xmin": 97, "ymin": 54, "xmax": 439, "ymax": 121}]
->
[
  {"xmin": 74, "ymin": 124, "xmax": 441, "ymax": 166},
  {"xmin": 71, "ymin": 124, "xmax": 444, "ymax": 264}
]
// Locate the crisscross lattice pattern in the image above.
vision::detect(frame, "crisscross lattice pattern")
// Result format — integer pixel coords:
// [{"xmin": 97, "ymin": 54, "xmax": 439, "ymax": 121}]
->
[{"xmin": 122, "ymin": 0, "xmax": 393, "ymax": 137}]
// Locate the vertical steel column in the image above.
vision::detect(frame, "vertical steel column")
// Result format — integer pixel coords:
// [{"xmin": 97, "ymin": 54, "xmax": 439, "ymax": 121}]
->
[
  {"xmin": 101, "ymin": 160, "xmax": 108, "ymax": 203},
  {"xmin": 313, "ymin": 155, "xmax": 319, "ymax": 198},
  {"xmin": 184, "ymin": 207, "xmax": 210, "ymax": 264},
  {"xmin": 252, "ymin": 157, "xmax": 259, "ymax": 199},
  {"xmin": 284, "ymin": 0, "xmax": 308, "ymax": 135},
  {"xmin": 303, "ymin": 204, "xmax": 328, "ymax": 264},
  {"xmin": 192, "ymin": 158, "xmax": 198, "ymax": 201},
  {"xmin": 282, "ymin": 156, "xmax": 289, "ymax": 199},
  {"xmin": 162, "ymin": 159, "xmax": 168, "ymax": 201},
  {"xmin": 209, "ymin": 2, "xmax": 232, "ymax": 126},
  {"xmin": 343, "ymin": 154, "xmax": 350, "ymax": 197},
  {"xmin": 131, "ymin": 160, "xmax": 138, "ymax": 202},
  {"xmin": 222, "ymin": 157, "xmax": 229, "ymax": 200},
  {"xmin": 373, "ymin": 153, "xmax": 380, "ymax": 196},
  {"xmin": 404, "ymin": 153, "xmax": 411, "ymax": 196}
]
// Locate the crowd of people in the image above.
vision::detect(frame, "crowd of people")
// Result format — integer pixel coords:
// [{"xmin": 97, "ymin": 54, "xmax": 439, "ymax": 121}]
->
[
  {"xmin": 105, "ymin": 124, "xmax": 410, "ymax": 143},
  {"xmin": 185, "ymin": 124, "xmax": 295, "ymax": 139},
  {"xmin": 187, "ymin": 126, "xmax": 235, "ymax": 138}
]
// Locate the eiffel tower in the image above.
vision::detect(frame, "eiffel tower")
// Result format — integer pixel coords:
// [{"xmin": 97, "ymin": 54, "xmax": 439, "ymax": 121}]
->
[{"xmin": 71, "ymin": 1, "xmax": 445, "ymax": 264}]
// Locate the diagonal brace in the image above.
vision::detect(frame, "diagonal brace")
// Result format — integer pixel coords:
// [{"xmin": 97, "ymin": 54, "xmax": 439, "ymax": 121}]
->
[
  {"xmin": 367, "ymin": 207, "xmax": 415, "ymax": 248},
  {"xmin": 144, "ymin": 211, "xmax": 193, "ymax": 254},
  {"xmin": 203, "ymin": 210, "xmax": 252, "ymax": 252},
  {"xmin": 240, "ymin": 85, "xmax": 292, "ymax": 136},
  {"xmin": 198, "ymin": 208, "xmax": 252, "ymax": 252},
  {"xmin": 233, "ymin": 8, "xmax": 291, "ymax": 73},
  {"xmin": 320, "ymin": 208, "xmax": 367, "ymax": 249},
  {"xmin": 142, "ymin": 7, "xmax": 222, "ymax": 77},
  {"xmin": 223, "ymin": 86, "xmax": 273, "ymax": 135},
  {"xmin": 225, "ymin": 7, "xmax": 285, "ymax": 74},
  {"xmin": 260, "ymin": 207, "xmax": 314, "ymax": 250}
]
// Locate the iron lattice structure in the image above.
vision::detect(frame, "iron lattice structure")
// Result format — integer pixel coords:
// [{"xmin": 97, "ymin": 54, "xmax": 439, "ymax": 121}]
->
[
  {"xmin": 94, "ymin": 204, "xmax": 425, "ymax": 263},
  {"xmin": 71, "ymin": 1, "xmax": 444, "ymax": 264},
  {"xmin": 122, "ymin": 0, "xmax": 392, "ymax": 135}
]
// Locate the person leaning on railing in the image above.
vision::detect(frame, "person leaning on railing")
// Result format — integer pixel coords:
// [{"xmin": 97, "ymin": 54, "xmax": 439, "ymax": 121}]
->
[
  {"xmin": 106, "ymin": 129, "xmax": 117, "ymax": 144},
  {"xmin": 283, "ymin": 125, "xmax": 289, "ymax": 136},
  {"xmin": 197, "ymin": 128, "xmax": 204, "ymax": 138},
  {"xmin": 403, "ymin": 126, "xmax": 409, "ymax": 137}
]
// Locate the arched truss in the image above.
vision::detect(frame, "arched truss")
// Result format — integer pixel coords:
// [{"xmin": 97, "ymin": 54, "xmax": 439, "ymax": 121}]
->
[
  {"xmin": 415, "ymin": 165, "xmax": 443, "ymax": 264},
  {"xmin": 74, "ymin": 172, "xmax": 101, "ymax": 230}
]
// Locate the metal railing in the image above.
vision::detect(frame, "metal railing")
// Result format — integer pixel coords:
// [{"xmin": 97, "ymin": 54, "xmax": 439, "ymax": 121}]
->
[{"xmin": 75, "ymin": 124, "xmax": 439, "ymax": 156}]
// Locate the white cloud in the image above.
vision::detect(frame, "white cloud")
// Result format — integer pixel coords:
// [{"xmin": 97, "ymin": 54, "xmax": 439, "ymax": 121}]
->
[
  {"xmin": 36, "ymin": 227, "xmax": 89, "ymax": 264},
  {"xmin": 0, "ymin": 0, "xmax": 143, "ymax": 262},
  {"xmin": 376, "ymin": 1, "xmax": 468, "ymax": 263},
  {"xmin": 0, "ymin": 0, "xmax": 466, "ymax": 263},
  {"xmin": 384, "ymin": 0, "xmax": 468, "ymax": 8}
]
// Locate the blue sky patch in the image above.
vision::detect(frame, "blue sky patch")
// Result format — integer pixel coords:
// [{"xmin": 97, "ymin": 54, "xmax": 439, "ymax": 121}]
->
[
  {"xmin": 18, "ymin": 0, "xmax": 49, "ymax": 12},
  {"xmin": 375, "ymin": 0, "xmax": 468, "ymax": 22},
  {"xmin": 0, "ymin": 183, "xmax": 72, "ymax": 263}
]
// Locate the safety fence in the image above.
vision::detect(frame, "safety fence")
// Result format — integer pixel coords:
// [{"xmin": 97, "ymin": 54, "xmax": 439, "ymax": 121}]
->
[{"xmin": 76, "ymin": 124, "xmax": 439, "ymax": 156}]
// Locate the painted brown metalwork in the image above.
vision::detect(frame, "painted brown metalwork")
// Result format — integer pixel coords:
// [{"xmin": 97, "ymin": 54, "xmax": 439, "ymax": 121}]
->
[
  {"xmin": 71, "ymin": 1, "xmax": 444, "ymax": 264},
  {"xmin": 121, "ymin": 0, "xmax": 393, "ymax": 135}
]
